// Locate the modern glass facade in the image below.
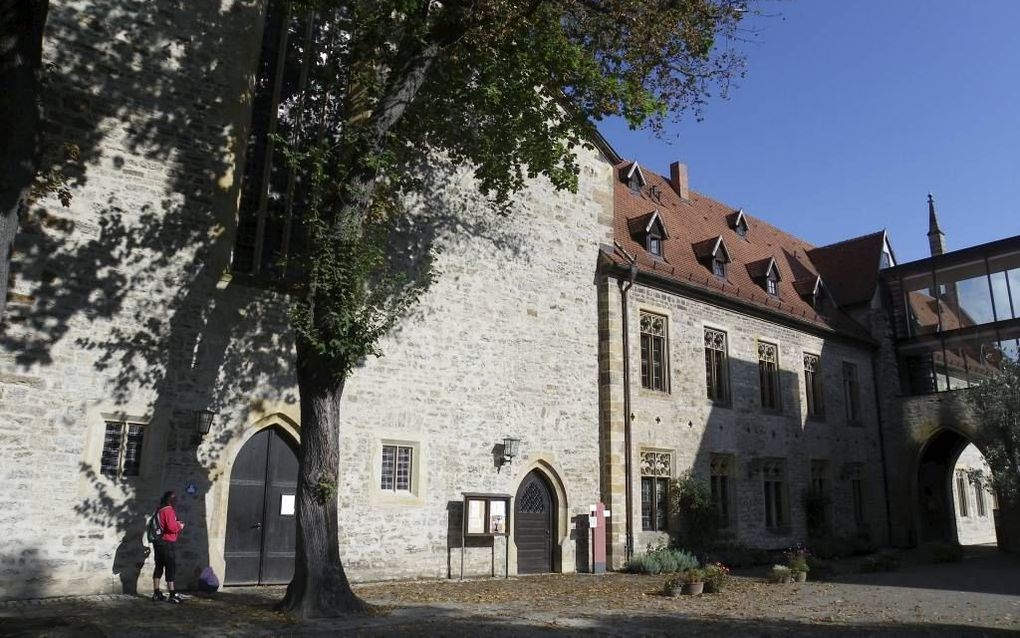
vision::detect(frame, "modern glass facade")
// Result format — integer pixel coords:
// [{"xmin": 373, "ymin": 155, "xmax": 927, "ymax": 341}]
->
[{"xmin": 883, "ymin": 238, "xmax": 1020, "ymax": 395}]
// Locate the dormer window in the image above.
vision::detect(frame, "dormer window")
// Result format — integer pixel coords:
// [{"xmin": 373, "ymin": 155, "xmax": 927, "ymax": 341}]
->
[
  {"xmin": 712, "ymin": 257, "xmax": 726, "ymax": 278},
  {"xmin": 693, "ymin": 236, "xmax": 731, "ymax": 280},
  {"xmin": 728, "ymin": 209, "xmax": 749, "ymax": 240},
  {"xmin": 620, "ymin": 162, "xmax": 647, "ymax": 196},
  {"xmin": 813, "ymin": 290, "xmax": 826, "ymax": 313},
  {"xmin": 647, "ymin": 234, "xmax": 663, "ymax": 257},
  {"xmin": 628, "ymin": 210, "xmax": 669, "ymax": 258},
  {"xmin": 748, "ymin": 256, "xmax": 781, "ymax": 297}
]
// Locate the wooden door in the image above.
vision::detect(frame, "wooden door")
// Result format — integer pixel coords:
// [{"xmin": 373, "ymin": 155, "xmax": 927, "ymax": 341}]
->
[
  {"xmin": 224, "ymin": 427, "xmax": 298, "ymax": 585},
  {"xmin": 515, "ymin": 471, "xmax": 555, "ymax": 574}
]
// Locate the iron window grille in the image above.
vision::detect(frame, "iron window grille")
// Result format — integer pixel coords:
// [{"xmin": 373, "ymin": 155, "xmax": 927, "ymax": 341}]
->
[
  {"xmin": 381, "ymin": 444, "xmax": 413, "ymax": 492},
  {"xmin": 100, "ymin": 420, "xmax": 145, "ymax": 479}
]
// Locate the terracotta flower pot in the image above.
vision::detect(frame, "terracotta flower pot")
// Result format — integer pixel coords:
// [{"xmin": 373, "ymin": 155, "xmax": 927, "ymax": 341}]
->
[
  {"xmin": 683, "ymin": 582, "xmax": 705, "ymax": 595},
  {"xmin": 795, "ymin": 571, "xmax": 807, "ymax": 583}
]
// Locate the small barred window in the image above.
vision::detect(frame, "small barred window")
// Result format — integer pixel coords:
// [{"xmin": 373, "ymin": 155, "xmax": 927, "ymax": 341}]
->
[
  {"xmin": 381, "ymin": 444, "xmax": 413, "ymax": 492},
  {"xmin": 100, "ymin": 421, "xmax": 145, "ymax": 479}
]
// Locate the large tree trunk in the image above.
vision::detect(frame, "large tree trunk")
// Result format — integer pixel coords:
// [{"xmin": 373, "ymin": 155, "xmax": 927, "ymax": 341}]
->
[
  {"xmin": 0, "ymin": 0, "xmax": 49, "ymax": 320},
  {"xmin": 278, "ymin": 342, "xmax": 367, "ymax": 618}
]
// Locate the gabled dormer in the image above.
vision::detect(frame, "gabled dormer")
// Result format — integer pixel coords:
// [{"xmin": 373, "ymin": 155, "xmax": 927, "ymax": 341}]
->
[
  {"xmin": 692, "ymin": 235, "xmax": 731, "ymax": 279},
  {"xmin": 747, "ymin": 256, "xmax": 782, "ymax": 297},
  {"xmin": 794, "ymin": 275, "xmax": 828, "ymax": 313},
  {"xmin": 727, "ymin": 209, "xmax": 749, "ymax": 239},
  {"xmin": 627, "ymin": 210, "xmax": 669, "ymax": 258},
  {"xmin": 619, "ymin": 161, "xmax": 647, "ymax": 195}
]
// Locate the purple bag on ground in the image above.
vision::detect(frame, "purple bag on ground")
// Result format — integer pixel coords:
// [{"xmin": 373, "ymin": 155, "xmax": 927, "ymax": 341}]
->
[{"xmin": 197, "ymin": 566, "xmax": 220, "ymax": 593}]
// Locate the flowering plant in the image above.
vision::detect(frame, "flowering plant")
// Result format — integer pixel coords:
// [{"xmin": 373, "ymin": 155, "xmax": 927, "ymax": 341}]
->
[
  {"xmin": 703, "ymin": 562, "xmax": 730, "ymax": 592},
  {"xmin": 784, "ymin": 545, "xmax": 811, "ymax": 573}
]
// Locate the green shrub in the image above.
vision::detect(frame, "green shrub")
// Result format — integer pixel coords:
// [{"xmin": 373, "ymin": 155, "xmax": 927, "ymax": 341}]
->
[
  {"xmin": 703, "ymin": 562, "xmax": 730, "ymax": 592},
  {"xmin": 670, "ymin": 471, "xmax": 719, "ymax": 550},
  {"xmin": 768, "ymin": 564, "xmax": 792, "ymax": 583},
  {"xmin": 626, "ymin": 546, "xmax": 699, "ymax": 574},
  {"xmin": 922, "ymin": 542, "xmax": 963, "ymax": 563}
]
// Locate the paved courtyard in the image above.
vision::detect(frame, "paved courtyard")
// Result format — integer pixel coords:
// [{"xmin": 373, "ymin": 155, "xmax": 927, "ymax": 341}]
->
[{"xmin": 2, "ymin": 550, "xmax": 1019, "ymax": 636}]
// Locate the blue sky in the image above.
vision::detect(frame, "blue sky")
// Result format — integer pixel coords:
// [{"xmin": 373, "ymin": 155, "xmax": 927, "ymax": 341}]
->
[{"xmin": 596, "ymin": 0, "xmax": 1020, "ymax": 264}]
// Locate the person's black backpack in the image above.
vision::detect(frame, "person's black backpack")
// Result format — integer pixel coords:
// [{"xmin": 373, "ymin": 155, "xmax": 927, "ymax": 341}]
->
[{"xmin": 145, "ymin": 508, "xmax": 163, "ymax": 544}]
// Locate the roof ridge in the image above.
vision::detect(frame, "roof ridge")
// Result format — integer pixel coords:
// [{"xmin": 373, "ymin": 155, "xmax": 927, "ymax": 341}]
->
[{"xmin": 810, "ymin": 229, "xmax": 885, "ymax": 252}]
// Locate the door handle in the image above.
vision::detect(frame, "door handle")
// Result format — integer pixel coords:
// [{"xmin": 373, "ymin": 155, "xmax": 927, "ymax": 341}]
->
[{"xmin": 251, "ymin": 522, "xmax": 262, "ymax": 529}]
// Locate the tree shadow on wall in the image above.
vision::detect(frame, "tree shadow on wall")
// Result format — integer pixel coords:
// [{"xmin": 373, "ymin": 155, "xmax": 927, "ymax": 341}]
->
[{"xmin": 1, "ymin": 0, "xmax": 529, "ymax": 597}]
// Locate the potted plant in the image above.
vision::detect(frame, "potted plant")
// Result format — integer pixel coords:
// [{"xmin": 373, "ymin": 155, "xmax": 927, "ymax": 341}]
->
[
  {"xmin": 769, "ymin": 564, "xmax": 793, "ymax": 584},
  {"xmin": 663, "ymin": 574, "xmax": 685, "ymax": 598},
  {"xmin": 703, "ymin": 562, "xmax": 730, "ymax": 593},
  {"xmin": 680, "ymin": 568, "xmax": 706, "ymax": 595},
  {"xmin": 785, "ymin": 545, "xmax": 811, "ymax": 583}
]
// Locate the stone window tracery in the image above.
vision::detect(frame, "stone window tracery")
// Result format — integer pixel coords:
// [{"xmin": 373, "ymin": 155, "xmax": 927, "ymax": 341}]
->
[
  {"xmin": 803, "ymin": 352, "xmax": 824, "ymax": 419},
  {"xmin": 704, "ymin": 328, "xmax": 729, "ymax": 403},
  {"xmin": 640, "ymin": 312, "xmax": 668, "ymax": 392},
  {"xmin": 640, "ymin": 450, "xmax": 671, "ymax": 531},
  {"xmin": 758, "ymin": 341, "xmax": 781, "ymax": 410}
]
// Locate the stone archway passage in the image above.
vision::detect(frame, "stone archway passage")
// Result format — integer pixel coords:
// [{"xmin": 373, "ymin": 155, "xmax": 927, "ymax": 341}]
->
[
  {"xmin": 224, "ymin": 426, "xmax": 299, "ymax": 585},
  {"xmin": 515, "ymin": 470, "xmax": 556, "ymax": 574}
]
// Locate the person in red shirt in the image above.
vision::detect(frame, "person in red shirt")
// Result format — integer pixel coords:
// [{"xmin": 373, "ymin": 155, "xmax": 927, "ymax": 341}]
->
[{"xmin": 152, "ymin": 490, "xmax": 185, "ymax": 603}]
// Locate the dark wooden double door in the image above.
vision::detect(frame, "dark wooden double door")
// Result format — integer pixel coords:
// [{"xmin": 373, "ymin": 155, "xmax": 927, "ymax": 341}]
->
[
  {"xmin": 515, "ymin": 471, "xmax": 556, "ymax": 574},
  {"xmin": 224, "ymin": 427, "xmax": 298, "ymax": 585}
]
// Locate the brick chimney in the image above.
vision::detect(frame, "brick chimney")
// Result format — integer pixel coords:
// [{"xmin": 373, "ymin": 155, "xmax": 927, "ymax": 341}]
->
[{"xmin": 669, "ymin": 161, "xmax": 689, "ymax": 200}]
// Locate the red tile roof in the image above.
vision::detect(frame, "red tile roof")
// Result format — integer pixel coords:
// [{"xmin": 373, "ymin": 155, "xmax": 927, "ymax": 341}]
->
[
  {"xmin": 609, "ymin": 162, "xmax": 876, "ymax": 342},
  {"xmin": 807, "ymin": 231, "xmax": 887, "ymax": 307}
]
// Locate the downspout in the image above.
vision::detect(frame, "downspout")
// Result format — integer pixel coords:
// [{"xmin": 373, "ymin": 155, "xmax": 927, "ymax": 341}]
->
[
  {"xmin": 870, "ymin": 349, "xmax": 895, "ymax": 546},
  {"xmin": 614, "ymin": 241, "xmax": 638, "ymax": 563}
]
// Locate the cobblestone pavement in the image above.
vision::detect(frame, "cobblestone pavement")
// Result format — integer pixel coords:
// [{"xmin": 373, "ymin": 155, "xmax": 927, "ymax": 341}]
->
[{"xmin": 2, "ymin": 550, "xmax": 1019, "ymax": 636}]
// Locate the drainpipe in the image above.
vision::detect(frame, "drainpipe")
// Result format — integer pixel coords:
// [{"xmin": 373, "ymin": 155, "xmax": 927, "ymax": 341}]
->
[
  {"xmin": 614, "ymin": 241, "xmax": 638, "ymax": 563},
  {"xmin": 870, "ymin": 350, "xmax": 895, "ymax": 546}
]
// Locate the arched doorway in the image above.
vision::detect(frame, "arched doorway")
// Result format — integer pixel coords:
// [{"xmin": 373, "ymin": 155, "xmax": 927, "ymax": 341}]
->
[
  {"xmin": 515, "ymin": 470, "xmax": 556, "ymax": 574},
  {"xmin": 224, "ymin": 426, "xmax": 299, "ymax": 585},
  {"xmin": 917, "ymin": 429, "xmax": 998, "ymax": 546}
]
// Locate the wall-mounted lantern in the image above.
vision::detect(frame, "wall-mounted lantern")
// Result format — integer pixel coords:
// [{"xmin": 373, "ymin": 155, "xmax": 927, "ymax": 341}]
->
[
  {"xmin": 194, "ymin": 409, "xmax": 216, "ymax": 437},
  {"xmin": 500, "ymin": 436, "xmax": 520, "ymax": 471}
]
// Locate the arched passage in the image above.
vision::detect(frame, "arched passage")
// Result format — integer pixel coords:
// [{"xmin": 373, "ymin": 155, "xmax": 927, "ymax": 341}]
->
[{"xmin": 917, "ymin": 428, "xmax": 998, "ymax": 546}]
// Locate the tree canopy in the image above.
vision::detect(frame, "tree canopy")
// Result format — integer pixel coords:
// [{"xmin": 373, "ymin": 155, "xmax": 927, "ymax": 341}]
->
[{"xmin": 966, "ymin": 356, "xmax": 1020, "ymax": 504}]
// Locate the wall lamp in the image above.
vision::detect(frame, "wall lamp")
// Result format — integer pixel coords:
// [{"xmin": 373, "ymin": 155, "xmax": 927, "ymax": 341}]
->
[
  {"xmin": 194, "ymin": 409, "xmax": 216, "ymax": 437},
  {"xmin": 499, "ymin": 436, "xmax": 521, "ymax": 472}
]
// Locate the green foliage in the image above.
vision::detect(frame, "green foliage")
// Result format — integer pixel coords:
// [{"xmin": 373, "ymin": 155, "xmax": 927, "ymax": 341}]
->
[
  {"xmin": 679, "ymin": 567, "xmax": 706, "ymax": 584},
  {"xmin": 626, "ymin": 544, "xmax": 699, "ymax": 575},
  {"xmin": 703, "ymin": 563, "xmax": 730, "ymax": 592},
  {"xmin": 768, "ymin": 564, "xmax": 792, "ymax": 583},
  {"xmin": 922, "ymin": 542, "xmax": 964, "ymax": 564},
  {"xmin": 271, "ymin": 1, "xmax": 749, "ymax": 382},
  {"xmin": 314, "ymin": 475, "xmax": 338, "ymax": 505},
  {"xmin": 670, "ymin": 471, "xmax": 719, "ymax": 550},
  {"xmin": 965, "ymin": 356, "xmax": 1020, "ymax": 504}
]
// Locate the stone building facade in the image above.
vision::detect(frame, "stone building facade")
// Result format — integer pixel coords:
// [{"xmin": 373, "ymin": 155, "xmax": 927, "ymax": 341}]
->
[
  {"xmin": 1, "ymin": 0, "xmax": 1016, "ymax": 603},
  {"xmin": 0, "ymin": 0, "xmax": 615, "ymax": 599},
  {"xmin": 597, "ymin": 163, "xmax": 891, "ymax": 566}
]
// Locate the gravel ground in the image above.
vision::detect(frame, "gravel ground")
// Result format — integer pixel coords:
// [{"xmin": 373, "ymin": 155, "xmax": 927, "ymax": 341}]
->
[{"xmin": 2, "ymin": 549, "xmax": 1018, "ymax": 636}]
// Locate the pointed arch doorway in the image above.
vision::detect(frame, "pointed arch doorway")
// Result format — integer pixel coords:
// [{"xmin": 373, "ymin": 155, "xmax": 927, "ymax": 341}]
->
[
  {"xmin": 224, "ymin": 426, "xmax": 299, "ymax": 585},
  {"xmin": 515, "ymin": 470, "xmax": 556, "ymax": 574}
]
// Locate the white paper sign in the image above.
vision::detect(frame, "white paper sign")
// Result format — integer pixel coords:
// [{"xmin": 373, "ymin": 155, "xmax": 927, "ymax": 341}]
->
[{"xmin": 280, "ymin": 494, "xmax": 296, "ymax": 516}]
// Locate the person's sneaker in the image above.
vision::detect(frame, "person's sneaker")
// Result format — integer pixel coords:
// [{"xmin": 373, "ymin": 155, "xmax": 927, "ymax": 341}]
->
[
  {"xmin": 167, "ymin": 593, "xmax": 183, "ymax": 604},
  {"xmin": 152, "ymin": 591, "xmax": 166, "ymax": 602}
]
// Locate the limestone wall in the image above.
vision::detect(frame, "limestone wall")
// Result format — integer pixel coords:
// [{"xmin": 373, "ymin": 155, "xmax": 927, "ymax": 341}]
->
[
  {"xmin": 0, "ymin": 0, "xmax": 614, "ymax": 599},
  {"xmin": 603, "ymin": 281, "xmax": 889, "ymax": 557}
]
